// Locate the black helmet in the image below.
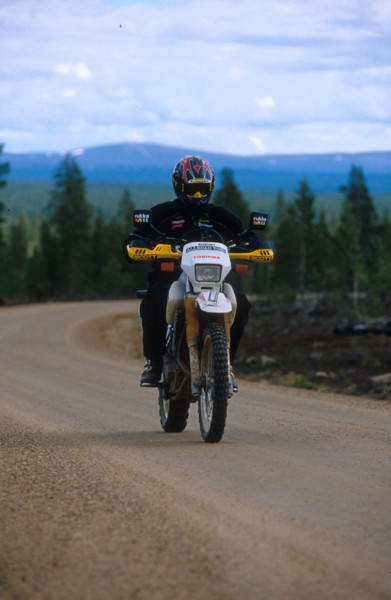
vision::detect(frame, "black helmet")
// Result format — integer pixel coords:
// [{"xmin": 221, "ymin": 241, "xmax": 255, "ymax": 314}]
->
[{"xmin": 172, "ymin": 155, "xmax": 215, "ymax": 207}]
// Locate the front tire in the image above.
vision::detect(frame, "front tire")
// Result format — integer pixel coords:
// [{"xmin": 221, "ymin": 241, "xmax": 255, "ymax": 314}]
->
[
  {"xmin": 198, "ymin": 322, "xmax": 229, "ymax": 443},
  {"xmin": 158, "ymin": 387, "xmax": 189, "ymax": 433}
]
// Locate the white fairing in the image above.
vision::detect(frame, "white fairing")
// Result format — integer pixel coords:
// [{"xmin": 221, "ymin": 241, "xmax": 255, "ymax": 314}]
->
[
  {"xmin": 181, "ymin": 241, "xmax": 231, "ymax": 293},
  {"xmin": 166, "ymin": 279, "xmax": 185, "ymax": 324},
  {"xmin": 223, "ymin": 282, "xmax": 237, "ymax": 324},
  {"xmin": 166, "ymin": 241, "xmax": 236, "ymax": 320},
  {"xmin": 182, "ymin": 241, "xmax": 234, "ymax": 315}
]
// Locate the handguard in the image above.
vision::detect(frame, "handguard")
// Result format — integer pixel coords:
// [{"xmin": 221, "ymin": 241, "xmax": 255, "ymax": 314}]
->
[
  {"xmin": 229, "ymin": 247, "xmax": 274, "ymax": 262},
  {"xmin": 127, "ymin": 243, "xmax": 181, "ymax": 262}
]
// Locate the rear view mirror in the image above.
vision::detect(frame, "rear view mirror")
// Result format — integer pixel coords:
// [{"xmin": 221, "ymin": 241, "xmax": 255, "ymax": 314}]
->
[
  {"xmin": 133, "ymin": 209, "xmax": 152, "ymax": 232},
  {"xmin": 249, "ymin": 212, "xmax": 268, "ymax": 231}
]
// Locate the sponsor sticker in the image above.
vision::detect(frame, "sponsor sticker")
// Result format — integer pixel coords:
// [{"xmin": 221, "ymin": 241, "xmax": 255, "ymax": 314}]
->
[
  {"xmin": 186, "ymin": 244, "xmax": 226, "ymax": 253},
  {"xmin": 171, "ymin": 218, "xmax": 186, "ymax": 230}
]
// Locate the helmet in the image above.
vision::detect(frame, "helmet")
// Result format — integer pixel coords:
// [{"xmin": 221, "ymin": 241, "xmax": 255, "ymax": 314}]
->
[{"xmin": 172, "ymin": 155, "xmax": 215, "ymax": 207}]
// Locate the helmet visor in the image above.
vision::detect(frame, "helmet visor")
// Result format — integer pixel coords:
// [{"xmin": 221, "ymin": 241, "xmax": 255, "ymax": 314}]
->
[{"xmin": 184, "ymin": 182, "xmax": 212, "ymax": 202}]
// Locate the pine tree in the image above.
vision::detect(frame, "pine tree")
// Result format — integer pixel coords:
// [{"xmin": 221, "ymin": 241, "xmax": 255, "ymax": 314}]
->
[
  {"xmin": 292, "ymin": 179, "xmax": 316, "ymax": 295},
  {"xmin": 309, "ymin": 210, "xmax": 334, "ymax": 290},
  {"xmin": 116, "ymin": 187, "xmax": 136, "ymax": 273},
  {"xmin": 117, "ymin": 188, "xmax": 135, "ymax": 233},
  {"xmin": 0, "ymin": 144, "xmax": 10, "ymax": 298},
  {"xmin": 274, "ymin": 190, "xmax": 286, "ymax": 225},
  {"xmin": 340, "ymin": 165, "xmax": 378, "ymax": 264},
  {"xmin": 40, "ymin": 219, "xmax": 63, "ymax": 296},
  {"xmin": 337, "ymin": 166, "xmax": 380, "ymax": 315},
  {"xmin": 213, "ymin": 168, "xmax": 250, "ymax": 224},
  {"xmin": 115, "ymin": 188, "xmax": 148, "ymax": 294},
  {"xmin": 47, "ymin": 154, "xmax": 92, "ymax": 299},
  {"xmin": 5, "ymin": 217, "xmax": 29, "ymax": 297},
  {"xmin": 272, "ymin": 205, "xmax": 300, "ymax": 296},
  {"xmin": 333, "ymin": 199, "xmax": 364, "ymax": 317},
  {"xmin": 371, "ymin": 211, "xmax": 391, "ymax": 305}
]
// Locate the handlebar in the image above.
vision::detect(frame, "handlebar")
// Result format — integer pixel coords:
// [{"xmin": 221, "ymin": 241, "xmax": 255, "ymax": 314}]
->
[{"xmin": 126, "ymin": 239, "xmax": 274, "ymax": 263}]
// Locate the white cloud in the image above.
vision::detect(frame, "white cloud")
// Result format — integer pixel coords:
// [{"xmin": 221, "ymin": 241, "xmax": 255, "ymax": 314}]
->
[
  {"xmin": 248, "ymin": 136, "xmax": 267, "ymax": 154},
  {"xmin": 71, "ymin": 148, "xmax": 85, "ymax": 156},
  {"xmin": 61, "ymin": 89, "xmax": 78, "ymax": 98},
  {"xmin": 256, "ymin": 97, "xmax": 275, "ymax": 109},
  {"xmin": 55, "ymin": 62, "xmax": 93, "ymax": 81}
]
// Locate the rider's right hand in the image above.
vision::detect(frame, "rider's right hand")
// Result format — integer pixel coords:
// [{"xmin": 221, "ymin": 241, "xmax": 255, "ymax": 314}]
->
[
  {"xmin": 129, "ymin": 237, "xmax": 154, "ymax": 249},
  {"xmin": 123, "ymin": 236, "xmax": 155, "ymax": 263}
]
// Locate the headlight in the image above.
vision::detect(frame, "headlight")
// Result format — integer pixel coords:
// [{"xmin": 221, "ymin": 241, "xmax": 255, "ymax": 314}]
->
[{"xmin": 195, "ymin": 264, "xmax": 222, "ymax": 282}]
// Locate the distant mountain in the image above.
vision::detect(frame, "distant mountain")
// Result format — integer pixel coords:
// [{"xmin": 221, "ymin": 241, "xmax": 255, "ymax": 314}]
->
[{"xmin": 3, "ymin": 142, "xmax": 391, "ymax": 194}]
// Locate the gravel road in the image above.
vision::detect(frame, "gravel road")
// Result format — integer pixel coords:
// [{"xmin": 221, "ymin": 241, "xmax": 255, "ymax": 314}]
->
[{"xmin": 1, "ymin": 301, "xmax": 390, "ymax": 600}]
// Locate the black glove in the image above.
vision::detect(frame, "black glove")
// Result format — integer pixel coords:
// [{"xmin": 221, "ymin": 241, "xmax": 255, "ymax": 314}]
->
[
  {"xmin": 125, "ymin": 233, "xmax": 155, "ymax": 247},
  {"xmin": 123, "ymin": 235, "xmax": 155, "ymax": 264},
  {"xmin": 243, "ymin": 236, "xmax": 273, "ymax": 250},
  {"xmin": 129, "ymin": 236, "xmax": 154, "ymax": 248}
]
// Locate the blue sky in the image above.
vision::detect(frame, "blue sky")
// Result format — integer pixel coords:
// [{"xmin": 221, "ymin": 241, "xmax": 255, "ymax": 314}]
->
[{"xmin": 1, "ymin": 0, "xmax": 390, "ymax": 156}]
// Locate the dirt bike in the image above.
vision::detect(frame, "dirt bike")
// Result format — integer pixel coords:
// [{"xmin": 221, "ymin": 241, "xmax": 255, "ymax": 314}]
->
[{"xmin": 126, "ymin": 210, "xmax": 274, "ymax": 443}]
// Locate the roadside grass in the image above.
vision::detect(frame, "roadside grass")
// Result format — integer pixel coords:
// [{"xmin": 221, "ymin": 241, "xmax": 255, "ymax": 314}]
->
[{"xmin": 292, "ymin": 374, "xmax": 319, "ymax": 391}]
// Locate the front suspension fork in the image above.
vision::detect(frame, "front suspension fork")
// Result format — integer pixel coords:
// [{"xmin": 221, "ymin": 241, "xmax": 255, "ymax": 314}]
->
[{"xmin": 184, "ymin": 297, "xmax": 232, "ymax": 398}]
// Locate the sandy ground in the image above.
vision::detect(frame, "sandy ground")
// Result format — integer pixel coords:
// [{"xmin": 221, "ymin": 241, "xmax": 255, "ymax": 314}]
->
[{"xmin": 0, "ymin": 301, "xmax": 390, "ymax": 600}]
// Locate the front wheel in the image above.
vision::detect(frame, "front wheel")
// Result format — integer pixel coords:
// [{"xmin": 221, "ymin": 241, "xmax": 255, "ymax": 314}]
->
[
  {"xmin": 198, "ymin": 322, "xmax": 230, "ymax": 443},
  {"xmin": 158, "ymin": 387, "xmax": 190, "ymax": 433}
]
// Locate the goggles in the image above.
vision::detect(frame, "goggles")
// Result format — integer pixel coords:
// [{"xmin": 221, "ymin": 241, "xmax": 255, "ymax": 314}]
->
[{"xmin": 184, "ymin": 182, "xmax": 212, "ymax": 201}]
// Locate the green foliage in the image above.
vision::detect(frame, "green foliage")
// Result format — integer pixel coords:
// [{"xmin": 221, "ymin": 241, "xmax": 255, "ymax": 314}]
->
[
  {"xmin": 0, "ymin": 144, "xmax": 10, "ymax": 294},
  {"xmin": 272, "ymin": 204, "xmax": 301, "ymax": 292},
  {"xmin": 332, "ymin": 167, "xmax": 381, "ymax": 315},
  {"xmin": 0, "ymin": 216, "xmax": 28, "ymax": 298},
  {"xmin": 46, "ymin": 154, "xmax": 92, "ymax": 299},
  {"xmin": 340, "ymin": 165, "xmax": 378, "ymax": 245},
  {"xmin": 292, "ymin": 375, "xmax": 319, "ymax": 390},
  {"xmin": 308, "ymin": 211, "xmax": 335, "ymax": 289},
  {"xmin": 292, "ymin": 179, "xmax": 316, "ymax": 294},
  {"xmin": 3, "ymin": 180, "xmax": 172, "ymax": 220},
  {"xmin": 213, "ymin": 168, "xmax": 250, "ymax": 224}
]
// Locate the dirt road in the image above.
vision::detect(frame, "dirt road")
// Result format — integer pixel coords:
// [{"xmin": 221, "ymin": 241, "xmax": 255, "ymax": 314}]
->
[{"xmin": 1, "ymin": 301, "xmax": 390, "ymax": 600}]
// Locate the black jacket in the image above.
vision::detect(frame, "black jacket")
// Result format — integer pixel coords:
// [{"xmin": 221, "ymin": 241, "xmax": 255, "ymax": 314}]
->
[
  {"xmin": 135, "ymin": 199, "xmax": 244, "ymax": 240},
  {"xmin": 124, "ymin": 199, "xmax": 253, "ymax": 274}
]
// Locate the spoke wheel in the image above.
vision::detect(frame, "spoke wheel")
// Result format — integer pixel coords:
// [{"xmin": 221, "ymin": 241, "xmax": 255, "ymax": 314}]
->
[
  {"xmin": 158, "ymin": 387, "xmax": 189, "ymax": 433},
  {"xmin": 198, "ymin": 322, "xmax": 229, "ymax": 443}
]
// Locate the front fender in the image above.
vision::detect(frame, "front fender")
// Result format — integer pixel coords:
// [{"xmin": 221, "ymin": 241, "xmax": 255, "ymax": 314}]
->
[{"xmin": 196, "ymin": 291, "xmax": 232, "ymax": 313}]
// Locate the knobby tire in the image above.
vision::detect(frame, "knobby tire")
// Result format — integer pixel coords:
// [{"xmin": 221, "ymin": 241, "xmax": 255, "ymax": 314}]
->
[
  {"xmin": 158, "ymin": 388, "xmax": 189, "ymax": 433},
  {"xmin": 198, "ymin": 322, "xmax": 229, "ymax": 443}
]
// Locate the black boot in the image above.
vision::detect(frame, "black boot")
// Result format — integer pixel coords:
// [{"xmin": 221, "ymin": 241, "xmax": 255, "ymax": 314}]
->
[{"xmin": 140, "ymin": 359, "xmax": 162, "ymax": 387}]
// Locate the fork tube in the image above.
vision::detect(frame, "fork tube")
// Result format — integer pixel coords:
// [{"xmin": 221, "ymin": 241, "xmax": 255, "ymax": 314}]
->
[
  {"xmin": 184, "ymin": 297, "xmax": 201, "ymax": 397},
  {"xmin": 224, "ymin": 313, "xmax": 234, "ymax": 396},
  {"xmin": 224, "ymin": 313, "xmax": 231, "ymax": 345}
]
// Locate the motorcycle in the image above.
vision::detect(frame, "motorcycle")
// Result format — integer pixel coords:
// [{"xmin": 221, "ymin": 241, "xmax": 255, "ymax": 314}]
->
[{"xmin": 126, "ymin": 210, "xmax": 274, "ymax": 443}]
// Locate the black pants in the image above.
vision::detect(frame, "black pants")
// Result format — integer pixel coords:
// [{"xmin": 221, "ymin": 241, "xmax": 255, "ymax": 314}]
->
[{"xmin": 139, "ymin": 275, "xmax": 251, "ymax": 364}]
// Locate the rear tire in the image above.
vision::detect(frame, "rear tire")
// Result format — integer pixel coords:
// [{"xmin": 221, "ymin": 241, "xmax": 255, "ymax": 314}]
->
[
  {"xmin": 198, "ymin": 322, "xmax": 229, "ymax": 443},
  {"xmin": 158, "ymin": 388, "xmax": 189, "ymax": 433}
]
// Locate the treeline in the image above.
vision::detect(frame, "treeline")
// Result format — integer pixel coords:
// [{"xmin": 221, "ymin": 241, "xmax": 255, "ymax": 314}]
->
[
  {"xmin": 211, "ymin": 167, "xmax": 391, "ymax": 314},
  {"xmin": 0, "ymin": 145, "xmax": 390, "ymax": 311},
  {"xmin": 0, "ymin": 150, "xmax": 148, "ymax": 301}
]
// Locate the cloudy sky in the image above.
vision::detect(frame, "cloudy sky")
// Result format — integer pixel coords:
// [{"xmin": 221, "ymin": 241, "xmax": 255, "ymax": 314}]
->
[{"xmin": 1, "ymin": 0, "xmax": 390, "ymax": 156}]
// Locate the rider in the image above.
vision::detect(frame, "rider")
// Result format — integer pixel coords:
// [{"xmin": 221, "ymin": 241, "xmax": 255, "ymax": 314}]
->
[{"xmin": 124, "ymin": 155, "xmax": 256, "ymax": 389}]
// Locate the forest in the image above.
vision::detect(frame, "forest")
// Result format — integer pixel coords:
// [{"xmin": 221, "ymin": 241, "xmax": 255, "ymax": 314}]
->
[{"xmin": 0, "ymin": 143, "xmax": 390, "ymax": 319}]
